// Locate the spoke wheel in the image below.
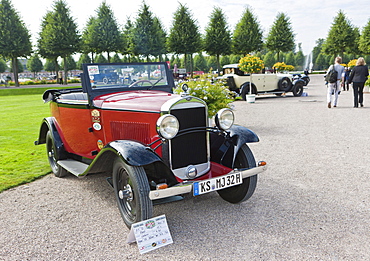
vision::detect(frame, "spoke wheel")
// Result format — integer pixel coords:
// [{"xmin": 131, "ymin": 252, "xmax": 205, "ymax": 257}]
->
[
  {"xmin": 113, "ymin": 157, "xmax": 152, "ymax": 228},
  {"xmin": 217, "ymin": 144, "xmax": 257, "ymax": 203},
  {"xmin": 46, "ymin": 131, "xmax": 68, "ymax": 178}
]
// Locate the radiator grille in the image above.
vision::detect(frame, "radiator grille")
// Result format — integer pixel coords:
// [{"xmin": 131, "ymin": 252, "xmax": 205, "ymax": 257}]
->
[
  {"xmin": 170, "ymin": 107, "xmax": 207, "ymax": 169},
  {"xmin": 110, "ymin": 121, "xmax": 150, "ymax": 144}
]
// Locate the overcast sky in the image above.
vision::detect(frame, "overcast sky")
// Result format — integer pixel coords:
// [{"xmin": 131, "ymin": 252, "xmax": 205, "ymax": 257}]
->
[{"xmin": 12, "ymin": 0, "xmax": 370, "ymax": 56}]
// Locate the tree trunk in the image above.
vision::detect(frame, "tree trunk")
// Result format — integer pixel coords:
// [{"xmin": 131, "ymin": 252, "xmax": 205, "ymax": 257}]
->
[
  {"xmin": 63, "ymin": 56, "xmax": 68, "ymax": 85},
  {"xmin": 12, "ymin": 57, "xmax": 19, "ymax": 87}
]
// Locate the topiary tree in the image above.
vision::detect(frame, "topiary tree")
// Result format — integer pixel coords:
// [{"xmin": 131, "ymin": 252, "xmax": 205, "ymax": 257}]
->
[
  {"xmin": 239, "ymin": 55, "xmax": 264, "ymax": 95},
  {"xmin": 0, "ymin": 0, "xmax": 32, "ymax": 86},
  {"xmin": 266, "ymin": 13, "xmax": 295, "ymax": 61},
  {"xmin": 204, "ymin": 7, "xmax": 231, "ymax": 73},
  {"xmin": 167, "ymin": 3, "xmax": 202, "ymax": 75},
  {"xmin": 322, "ymin": 10, "xmax": 356, "ymax": 58},
  {"xmin": 27, "ymin": 55, "xmax": 43, "ymax": 78},
  {"xmin": 232, "ymin": 7, "xmax": 263, "ymax": 56},
  {"xmin": 359, "ymin": 18, "xmax": 370, "ymax": 55}
]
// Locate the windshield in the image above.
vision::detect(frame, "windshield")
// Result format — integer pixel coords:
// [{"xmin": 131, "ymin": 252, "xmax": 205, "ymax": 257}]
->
[{"xmin": 86, "ymin": 63, "xmax": 169, "ymax": 90}]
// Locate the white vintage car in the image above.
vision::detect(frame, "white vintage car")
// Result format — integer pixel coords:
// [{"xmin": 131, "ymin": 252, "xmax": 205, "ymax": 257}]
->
[{"xmin": 220, "ymin": 64, "xmax": 306, "ymax": 100}]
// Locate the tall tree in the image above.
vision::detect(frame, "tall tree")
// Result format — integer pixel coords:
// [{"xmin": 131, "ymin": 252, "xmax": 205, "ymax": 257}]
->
[
  {"xmin": 232, "ymin": 7, "xmax": 263, "ymax": 56},
  {"xmin": 94, "ymin": 2, "xmax": 124, "ymax": 62},
  {"xmin": 322, "ymin": 10, "xmax": 356, "ymax": 58},
  {"xmin": 295, "ymin": 43, "xmax": 305, "ymax": 69},
  {"xmin": 315, "ymin": 53, "xmax": 328, "ymax": 70},
  {"xmin": 359, "ymin": 19, "xmax": 370, "ymax": 55},
  {"xmin": 204, "ymin": 7, "xmax": 231, "ymax": 73},
  {"xmin": 151, "ymin": 17, "xmax": 167, "ymax": 61},
  {"xmin": 133, "ymin": 3, "xmax": 166, "ymax": 61},
  {"xmin": 81, "ymin": 16, "xmax": 99, "ymax": 62},
  {"xmin": 38, "ymin": 0, "xmax": 80, "ymax": 85},
  {"xmin": 266, "ymin": 13, "xmax": 295, "ymax": 61},
  {"xmin": 0, "ymin": 0, "xmax": 32, "ymax": 87},
  {"xmin": 38, "ymin": 11, "xmax": 59, "ymax": 73},
  {"xmin": 193, "ymin": 52, "xmax": 207, "ymax": 71},
  {"xmin": 312, "ymin": 38, "xmax": 325, "ymax": 65},
  {"xmin": 121, "ymin": 18, "xmax": 135, "ymax": 61},
  {"xmin": 167, "ymin": 3, "xmax": 202, "ymax": 74},
  {"xmin": 285, "ymin": 52, "xmax": 295, "ymax": 66},
  {"xmin": 27, "ymin": 55, "xmax": 43, "ymax": 78}
]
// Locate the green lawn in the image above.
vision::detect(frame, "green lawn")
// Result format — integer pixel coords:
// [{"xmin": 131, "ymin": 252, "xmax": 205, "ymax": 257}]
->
[{"xmin": 0, "ymin": 89, "xmax": 65, "ymax": 192}]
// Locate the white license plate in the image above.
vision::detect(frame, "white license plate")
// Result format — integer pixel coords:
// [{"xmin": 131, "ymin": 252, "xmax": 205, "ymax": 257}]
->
[{"xmin": 193, "ymin": 172, "xmax": 242, "ymax": 196}]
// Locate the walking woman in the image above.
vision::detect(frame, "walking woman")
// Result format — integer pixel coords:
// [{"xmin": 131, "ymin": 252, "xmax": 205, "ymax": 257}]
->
[{"xmin": 348, "ymin": 57, "xmax": 369, "ymax": 107}]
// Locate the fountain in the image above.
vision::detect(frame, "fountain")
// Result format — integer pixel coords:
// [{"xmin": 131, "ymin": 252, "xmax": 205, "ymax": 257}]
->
[{"xmin": 304, "ymin": 52, "xmax": 314, "ymax": 73}]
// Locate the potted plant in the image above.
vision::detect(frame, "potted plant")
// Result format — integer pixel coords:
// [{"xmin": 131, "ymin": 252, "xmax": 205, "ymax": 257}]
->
[{"xmin": 238, "ymin": 55, "xmax": 264, "ymax": 102}]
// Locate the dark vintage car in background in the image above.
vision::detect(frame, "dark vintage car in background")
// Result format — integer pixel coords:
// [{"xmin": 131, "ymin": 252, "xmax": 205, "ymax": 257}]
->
[
  {"xmin": 220, "ymin": 64, "xmax": 308, "ymax": 100},
  {"xmin": 35, "ymin": 62, "xmax": 267, "ymax": 228}
]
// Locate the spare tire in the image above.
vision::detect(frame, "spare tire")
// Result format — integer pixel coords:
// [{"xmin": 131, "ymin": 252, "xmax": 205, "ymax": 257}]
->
[{"xmin": 278, "ymin": 77, "xmax": 292, "ymax": 92}]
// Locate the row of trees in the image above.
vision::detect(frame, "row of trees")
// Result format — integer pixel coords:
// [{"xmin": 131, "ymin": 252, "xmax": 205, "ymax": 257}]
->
[
  {"xmin": 1, "ymin": 0, "xmax": 370, "ymax": 87},
  {"xmin": 312, "ymin": 10, "xmax": 370, "ymax": 70},
  {"xmin": 0, "ymin": 0, "xmax": 296, "ymax": 86}
]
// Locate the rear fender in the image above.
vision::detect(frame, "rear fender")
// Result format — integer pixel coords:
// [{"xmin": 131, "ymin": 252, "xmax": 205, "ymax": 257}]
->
[
  {"xmin": 34, "ymin": 117, "xmax": 67, "ymax": 159},
  {"xmin": 210, "ymin": 125, "xmax": 259, "ymax": 168}
]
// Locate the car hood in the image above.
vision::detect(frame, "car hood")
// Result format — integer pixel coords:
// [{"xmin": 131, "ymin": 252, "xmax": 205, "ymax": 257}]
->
[{"xmin": 93, "ymin": 90, "xmax": 178, "ymax": 112}]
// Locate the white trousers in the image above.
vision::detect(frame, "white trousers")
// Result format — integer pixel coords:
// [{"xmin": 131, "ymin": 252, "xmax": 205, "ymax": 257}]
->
[{"xmin": 327, "ymin": 80, "xmax": 340, "ymax": 105}]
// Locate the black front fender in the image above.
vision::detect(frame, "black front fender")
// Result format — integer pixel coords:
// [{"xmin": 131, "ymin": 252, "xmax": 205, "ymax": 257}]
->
[
  {"xmin": 210, "ymin": 125, "xmax": 259, "ymax": 168},
  {"xmin": 107, "ymin": 140, "xmax": 162, "ymax": 166},
  {"xmin": 88, "ymin": 140, "xmax": 178, "ymax": 186}
]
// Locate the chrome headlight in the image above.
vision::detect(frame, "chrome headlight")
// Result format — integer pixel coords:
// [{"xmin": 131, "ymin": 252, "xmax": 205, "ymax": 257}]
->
[
  {"xmin": 215, "ymin": 108, "xmax": 234, "ymax": 130},
  {"xmin": 156, "ymin": 114, "xmax": 179, "ymax": 139}
]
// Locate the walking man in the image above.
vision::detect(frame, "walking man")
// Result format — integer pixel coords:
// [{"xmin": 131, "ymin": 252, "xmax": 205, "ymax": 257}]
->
[{"xmin": 327, "ymin": 57, "xmax": 345, "ymax": 108}]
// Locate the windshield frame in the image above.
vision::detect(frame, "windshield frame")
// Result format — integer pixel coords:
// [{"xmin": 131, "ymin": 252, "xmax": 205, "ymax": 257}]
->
[{"xmin": 81, "ymin": 62, "xmax": 175, "ymax": 101}]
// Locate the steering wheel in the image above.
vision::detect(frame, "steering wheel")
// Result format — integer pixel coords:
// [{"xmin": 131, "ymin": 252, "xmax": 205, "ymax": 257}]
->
[{"xmin": 128, "ymin": 80, "xmax": 153, "ymax": 88}]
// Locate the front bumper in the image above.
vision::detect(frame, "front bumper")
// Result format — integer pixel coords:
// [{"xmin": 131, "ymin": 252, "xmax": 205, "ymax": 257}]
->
[{"xmin": 148, "ymin": 163, "xmax": 267, "ymax": 200}]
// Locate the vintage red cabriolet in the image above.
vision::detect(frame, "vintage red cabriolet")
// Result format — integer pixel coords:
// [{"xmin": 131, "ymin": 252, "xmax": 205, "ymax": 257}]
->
[{"xmin": 35, "ymin": 62, "xmax": 267, "ymax": 228}]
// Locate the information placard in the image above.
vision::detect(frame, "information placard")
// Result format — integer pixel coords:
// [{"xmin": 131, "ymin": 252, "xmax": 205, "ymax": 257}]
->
[{"xmin": 126, "ymin": 215, "xmax": 173, "ymax": 254}]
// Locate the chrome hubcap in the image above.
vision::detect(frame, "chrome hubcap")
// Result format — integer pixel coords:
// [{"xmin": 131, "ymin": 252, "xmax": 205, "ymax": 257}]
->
[{"xmin": 119, "ymin": 184, "xmax": 133, "ymax": 201}]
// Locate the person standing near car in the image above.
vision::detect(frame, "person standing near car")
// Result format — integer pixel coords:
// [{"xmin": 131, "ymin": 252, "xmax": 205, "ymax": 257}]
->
[
  {"xmin": 327, "ymin": 57, "xmax": 345, "ymax": 108},
  {"xmin": 348, "ymin": 57, "xmax": 369, "ymax": 108}
]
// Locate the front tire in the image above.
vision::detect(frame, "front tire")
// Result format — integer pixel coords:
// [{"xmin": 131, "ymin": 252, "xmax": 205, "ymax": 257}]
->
[
  {"xmin": 46, "ymin": 131, "xmax": 68, "ymax": 178},
  {"xmin": 113, "ymin": 157, "xmax": 153, "ymax": 228},
  {"xmin": 217, "ymin": 144, "xmax": 257, "ymax": 203},
  {"xmin": 292, "ymin": 82, "xmax": 304, "ymax": 96}
]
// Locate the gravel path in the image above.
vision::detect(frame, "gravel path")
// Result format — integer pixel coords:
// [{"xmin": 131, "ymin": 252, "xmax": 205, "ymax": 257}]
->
[{"xmin": 1, "ymin": 74, "xmax": 370, "ymax": 260}]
